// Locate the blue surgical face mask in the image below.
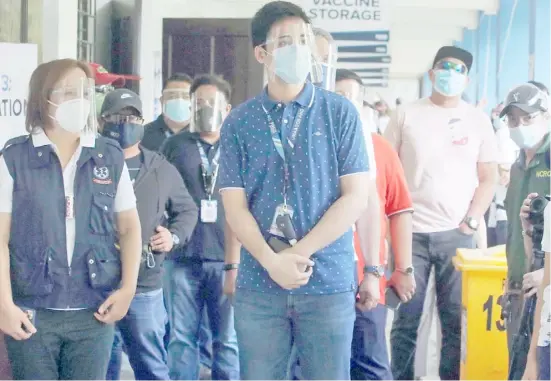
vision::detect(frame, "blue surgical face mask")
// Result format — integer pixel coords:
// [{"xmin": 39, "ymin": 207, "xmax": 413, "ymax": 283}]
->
[
  {"xmin": 273, "ymin": 44, "xmax": 312, "ymax": 85},
  {"xmin": 163, "ymin": 99, "xmax": 191, "ymax": 123},
  {"xmin": 433, "ymin": 69, "xmax": 467, "ymax": 97}
]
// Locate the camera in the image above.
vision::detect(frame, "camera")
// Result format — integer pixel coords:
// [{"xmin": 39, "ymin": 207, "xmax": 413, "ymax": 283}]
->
[{"xmin": 528, "ymin": 195, "xmax": 550, "ymax": 226}]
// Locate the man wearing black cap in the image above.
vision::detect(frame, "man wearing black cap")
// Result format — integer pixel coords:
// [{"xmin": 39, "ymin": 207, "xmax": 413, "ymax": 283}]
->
[
  {"xmin": 385, "ymin": 46, "xmax": 498, "ymax": 380},
  {"xmin": 99, "ymin": 89, "xmax": 199, "ymax": 380},
  {"xmin": 501, "ymin": 82, "xmax": 550, "ymax": 360}
]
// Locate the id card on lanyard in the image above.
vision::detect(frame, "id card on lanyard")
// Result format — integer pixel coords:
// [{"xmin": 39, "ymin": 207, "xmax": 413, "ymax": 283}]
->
[
  {"xmin": 262, "ymin": 97, "xmax": 311, "ymax": 238},
  {"xmin": 197, "ymin": 140, "xmax": 220, "ymax": 223}
]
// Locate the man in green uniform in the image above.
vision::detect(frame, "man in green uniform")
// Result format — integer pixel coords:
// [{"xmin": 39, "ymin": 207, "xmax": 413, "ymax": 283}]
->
[{"xmin": 503, "ymin": 82, "xmax": 550, "ymax": 359}]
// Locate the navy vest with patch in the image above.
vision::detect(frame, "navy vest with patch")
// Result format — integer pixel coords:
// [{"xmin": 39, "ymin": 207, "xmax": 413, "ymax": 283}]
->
[{"xmin": 3, "ymin": 135, "xmax": 124, "ymax": 309}]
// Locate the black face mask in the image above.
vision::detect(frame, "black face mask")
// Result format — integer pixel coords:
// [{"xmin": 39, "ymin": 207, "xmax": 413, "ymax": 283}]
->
[
  {"xmin": 195, "ymin": 106, "xmax": 223, "ymax": 133},
  {"xmin": 102, "ymin": 122, "xmax": 144, "ymax": 149}
]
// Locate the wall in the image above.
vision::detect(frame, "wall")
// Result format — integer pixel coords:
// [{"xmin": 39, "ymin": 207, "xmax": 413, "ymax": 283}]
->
[
  {"xmin": 95, "ymin": 0, "xmax": 114, "ymax": 68},
  {"xmin": 453, "ymin": 0, "xmax": 551, "ymax": 113}
]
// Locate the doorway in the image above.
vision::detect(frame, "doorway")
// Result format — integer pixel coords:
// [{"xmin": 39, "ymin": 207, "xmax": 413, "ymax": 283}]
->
[{"xmin": 163, "ymin": 18, "xmax": 263, "ymax": 106}]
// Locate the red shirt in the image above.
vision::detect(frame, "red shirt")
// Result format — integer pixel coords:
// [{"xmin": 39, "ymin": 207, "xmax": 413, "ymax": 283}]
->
[{"xmin": 355, "ymin": 133, "xmax": 413, "ymax": 299}]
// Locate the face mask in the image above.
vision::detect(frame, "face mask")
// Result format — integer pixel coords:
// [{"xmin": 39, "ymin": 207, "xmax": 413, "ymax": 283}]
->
[
  {"xmin": 163, "ymin": 99, "xmax": 191, "ymax": 123},
  {"xmin": 102, "ymin": 122, "xmax": 144, "ymax": 149},
  {"xmin": 433, "ymin": 70, "xmax": 467, "ymax": 97},
  {"xmin": 273, "ymin": 44, "xmax": 312, "ymax": 85},
  {"xmin": 50, "ymin": 99, "xmax": 91, "ymax": 133},
  {"xmin": 509, "ymin": 123, "xmax": 550, "ymax": 149},
  {"xmin": 194, "ymin": 106, "xmax": 223, "ymax": 133}
]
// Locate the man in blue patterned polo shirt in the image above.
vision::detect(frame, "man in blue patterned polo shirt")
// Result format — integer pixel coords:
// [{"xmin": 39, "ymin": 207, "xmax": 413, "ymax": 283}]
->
[{"xmin": 218, "ymin": 1, "xmax": 378, "ymax": 380}]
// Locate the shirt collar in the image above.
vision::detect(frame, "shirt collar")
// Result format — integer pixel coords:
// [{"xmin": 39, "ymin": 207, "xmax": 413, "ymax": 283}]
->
[
  {"xmin": 260, "ymin": 82, "xmax": 315, "ymax": 111},
  {"xmin": 31, "ymin": 129, "xmax": 96, "ymax": 149}
]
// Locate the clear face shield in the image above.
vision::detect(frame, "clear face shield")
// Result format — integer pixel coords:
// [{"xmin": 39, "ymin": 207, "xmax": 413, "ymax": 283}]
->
[
  {"xmin": 190, "ymin": 91, "xmax": 228, "ymax": 133},
  {"xmin": 260, "ymin": 22, "xmax": 324, "ymax": 85},
  {"xmin": 334, "ymin": 79, "xmax": 368, "ymax": 110},
  {"xmin": 49, "ymin": 77, "xmax": 97, "ymax": 135},
  {"xmin": 313, "ymin": 31, "xmax": 338, "ymax": 91}
]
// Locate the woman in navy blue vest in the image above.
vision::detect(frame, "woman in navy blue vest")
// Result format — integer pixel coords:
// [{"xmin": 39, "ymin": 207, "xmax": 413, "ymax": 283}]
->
[{"xmin": 0, "ymin": 59, "xmax": 142, "ymax": 380}]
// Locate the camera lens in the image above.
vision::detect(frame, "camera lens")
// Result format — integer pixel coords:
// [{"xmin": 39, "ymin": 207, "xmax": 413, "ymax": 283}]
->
[{"xmin": 530, "ymin": 196, "xmax": 547, "ymax": 213}]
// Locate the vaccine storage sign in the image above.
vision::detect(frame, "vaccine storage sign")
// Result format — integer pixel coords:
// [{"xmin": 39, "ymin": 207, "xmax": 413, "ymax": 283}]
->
[{"xmin": 0, "ymin": 43, "xmax": 38, "ymax": 148}]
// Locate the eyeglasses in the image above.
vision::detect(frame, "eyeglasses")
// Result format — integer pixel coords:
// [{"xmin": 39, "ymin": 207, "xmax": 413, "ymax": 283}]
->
[
  {"xmin": 103, "ymin": 114, "xmax": 144, "ymax": 124},
  {"xmin": 434, "ymin": 60, "xmax": 468, "ymax": 75}
]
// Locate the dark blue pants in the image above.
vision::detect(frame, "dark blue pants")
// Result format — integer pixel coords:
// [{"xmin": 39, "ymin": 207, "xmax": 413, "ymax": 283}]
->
[
  {"xmin": 167, "ymin": 260, "xmax": 239, "ymax": 380},
  {"xmin": 199, "ymin": 309, "xmax": 213, "ymax": 368},
  {"xmin": 351, "ymin": 304, "xmax": 393, "ymax": 380},
  {"xmin": 539, "ymin": 345, "xmax": 551, "ymax": 380},
  {"xmin": 390, "ymin": 229, "xmax": 475, "ymax": 380},
  {"xmin": 487, "ymin": 221, "xmax": 507, "ymax": 248},
  {"xmin": 106, "ymin": 288, "xmax": 169, "ymax": 380}
]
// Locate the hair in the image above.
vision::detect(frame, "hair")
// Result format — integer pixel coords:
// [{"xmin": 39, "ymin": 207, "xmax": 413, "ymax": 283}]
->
[
  {"xmin": 313, "ymin": 27, "xmax": 334, "ymax": 44},
  {"xmin": 528, "ymin": 80, "xmax": 549, "ymax": 95},
  {"xmin": 335, "ymin": 69, "xmax": 363, "ymax": 86},
  {"xmin": 250, "ymin": 1, "xmax": 310, "ymax": 48},
  {"xmin": 163, "ymin": 72, "xmax": 193, "ymax": 91},
  {"xmin": 190, "ymin": 74, "xmax": 232, "ymax": 103},
  {"xmin": 26, "ymin": 59, "xmax": 93, "ymax": 133}
]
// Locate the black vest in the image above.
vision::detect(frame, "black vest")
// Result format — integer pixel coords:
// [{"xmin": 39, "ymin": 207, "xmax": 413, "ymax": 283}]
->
[{"xmin": 3, "ymin": 135, "xmax": 124, "ymax": 309}]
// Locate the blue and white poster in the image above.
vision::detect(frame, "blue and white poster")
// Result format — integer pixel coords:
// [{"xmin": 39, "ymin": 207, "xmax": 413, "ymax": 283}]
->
[{"xmin": 0, "ymin": 43, "xmax": 38, "ymax": 148}]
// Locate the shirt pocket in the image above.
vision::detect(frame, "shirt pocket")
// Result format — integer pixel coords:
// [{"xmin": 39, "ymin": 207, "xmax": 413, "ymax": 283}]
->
[
  {"xmin": 90, "ymin": 193, "xmax": 116, "ymax": 235},
  {"xmin": 10, "ymin": 247, "xmax": 54, "ymax": 297},
  {"xmin": 86, "ymin": 247, "xmax": 121, "ymax": 290}
]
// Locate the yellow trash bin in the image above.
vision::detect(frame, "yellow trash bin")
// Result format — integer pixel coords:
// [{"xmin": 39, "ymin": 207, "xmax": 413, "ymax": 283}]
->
[{"xmin": 453, "ymin": 244, "xmax": 509, "ymax": 380}]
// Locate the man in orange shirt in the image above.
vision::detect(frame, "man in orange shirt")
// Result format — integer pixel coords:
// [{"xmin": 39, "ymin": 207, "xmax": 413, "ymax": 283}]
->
[{"xmin": 335, "ymin": 69, "xmax": 415, "ymax": 380}]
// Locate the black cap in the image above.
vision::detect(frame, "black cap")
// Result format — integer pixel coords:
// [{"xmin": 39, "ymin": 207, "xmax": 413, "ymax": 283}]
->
[
  {"xmin": 100, "ymin": 88, "xmax": 143, "ymax": 117},
  {"xmin": 500, "ymin": 83, "xmax": 549, "ymax": 118},
  {"xmin": 433, "ymin": 46, "xmax": 473, "ymax": 72}
]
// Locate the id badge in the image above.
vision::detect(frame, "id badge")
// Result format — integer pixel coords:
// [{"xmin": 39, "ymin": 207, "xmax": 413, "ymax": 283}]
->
[
  {"xmin": 201, "ymin": 199, "xmax": 218, "ymax": 223},
  {"xmin": 65, "ymin": 196, "xmax": 74, "ymax": 219},
  {"xmin": 269, "ymin": 204, "xmax": 294, "ymax": 238}
]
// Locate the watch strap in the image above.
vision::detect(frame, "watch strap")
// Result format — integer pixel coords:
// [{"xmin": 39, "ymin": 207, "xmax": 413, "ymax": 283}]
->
[
  {"xmin": 223, "ymin": 263, "xmax": 239, "ymax": 271},
  {"xmin": 363, "ymin": 265, "xmax": 384, "ymax": 278}
]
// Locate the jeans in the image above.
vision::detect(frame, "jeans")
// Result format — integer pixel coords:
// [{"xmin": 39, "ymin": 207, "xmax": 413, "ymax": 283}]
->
[
  {"xmin": 351, "ymin": 304, "xmax": 393, "ymax": 380},
  {"xmin": 106, "ymin": 289, "xmax": 169, "ymax": 380},
  {"xmin": 234, "ymin": 288, "xmax": 355, "ymax": 380},
  {"xmin": 163, "ymin": 259, "xmax": 175, "ymax": 351},
  {"xmin": 167, "ymin": 260, "xmax": 239, "ymax": 380},
  {"xmin": 390, "ymin": 229, "xmax": 475, "ymax": 380},
  {"xmin": 199, "ymin": 309, "xmax": 213, "ymax": 368},
  {"xmin": 538, "ymin": 345, "xmax": 550, "ymax": 380},
  {"xmin": 6, "ymin": 309, "xmax": 114, "ymax": 380}
]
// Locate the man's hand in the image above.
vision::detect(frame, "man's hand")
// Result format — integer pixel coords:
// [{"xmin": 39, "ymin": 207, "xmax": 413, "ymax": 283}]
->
[
  {"xmin": 223, "ymin": 269, "xmax": 238, "ymax": 299},
  {"xmin": 356, "ymin": 274, "xmax": 380, "ymax": 311},
  {"xmin": 523, "ymin": 268, "xmax": 544, "ymax": 298},
  {"xmin": 520, "ymin": 193, "xmax": 539, "ymax": 232},
  {"xmin": 0, "ymin": 303, "xmax": 36, "ymax": 340},
  {"xmin": 264, "ymin": 250, "xmax": 314, "ymax": 290},
  {"xmin": 150, "ymin": 226, "xmax": 173, "ymax": 253},
  {"xmin": 522, "ymin": 351, "xmax": 539, "ymax": 380},
  {"xmin": 94, "ymin": 287, "xmax": 135, "ymax": 324},
  {"xmin": 458, "ymin": 222, "xmax": 475, "ymax": 236},
  {"xmin": 389, "ymin": 271, "xmax": 416, "ymax": 302}
]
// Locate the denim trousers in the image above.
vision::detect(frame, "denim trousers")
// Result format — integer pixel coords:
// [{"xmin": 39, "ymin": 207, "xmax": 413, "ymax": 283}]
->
[
  {"xmin": 167, "ymin": 260, "xmax": 239, "ymax": 380},
  {"xmin": 390, "ymin": 229, "xmax": 475, "ymax": 380},
  {"xmin": 106, "ymin": 288, "xmax": 169, "ymax": 380},
  {"xmin": 234, "ymin": 288, "xmax": 355, "ymax": 380}
]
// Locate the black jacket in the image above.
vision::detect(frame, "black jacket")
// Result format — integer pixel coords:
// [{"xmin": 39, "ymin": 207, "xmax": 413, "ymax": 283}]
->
[
  {"xmin": 142, "ymin": 115, "xmax": 189, "ymax": 152},
  {"xmin": 134, "ymin": 147, "xmax": 198, "ymax": 292}
]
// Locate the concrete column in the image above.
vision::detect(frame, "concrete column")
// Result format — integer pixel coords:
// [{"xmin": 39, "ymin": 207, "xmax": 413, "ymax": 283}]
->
[
  {"xmin": 41, "ymin": 0, "xmax": 78, "ymax": 62},
  {"xmin": 534, "ymin": 0, "xmax": 551, "ymax": 86}
]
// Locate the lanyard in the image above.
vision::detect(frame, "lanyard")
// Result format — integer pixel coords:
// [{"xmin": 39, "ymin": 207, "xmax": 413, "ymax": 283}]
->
[
  {"xmin": 196, "ymin": 140, "xmax": 220, "ymax": 198},
  {"xmin": 261, "ymin": 104, "xmax": 307, "ymax": 207}
]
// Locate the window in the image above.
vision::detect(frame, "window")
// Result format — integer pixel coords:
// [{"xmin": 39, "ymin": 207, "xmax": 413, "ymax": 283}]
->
[{"xmin": 77, "ymin": 0, "xmax": 96, "ymax": 62}]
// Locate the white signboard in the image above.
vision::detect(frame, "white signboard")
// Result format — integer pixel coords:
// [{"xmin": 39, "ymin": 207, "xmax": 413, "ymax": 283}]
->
[
  {"xmin": 0, "ymin": 43, "xmax": 38, "ymax": 149},
  {"xmin": 298, "ymin": 0, "xmax": 390, "ymax": 33}
]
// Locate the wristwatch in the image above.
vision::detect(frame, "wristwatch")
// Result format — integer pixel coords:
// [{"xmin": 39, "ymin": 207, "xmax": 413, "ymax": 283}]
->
[
  {"xmin": 463, "ymin": 217, "xmax": 479, "ymax": 231},
  {"xmin": 223, "ymin": 263, "xmax": 239, "ymax": 271},
  {"xmin": 396, "ymin": 266, "xmax": 414, "ymax": 275},
  {"xmin": 363, "ymin": 265, "xmax": 385, "ymax": 278},
  {"xmin": 172, "ymin": 234, "xmax": 180, "ymax": 246}
]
